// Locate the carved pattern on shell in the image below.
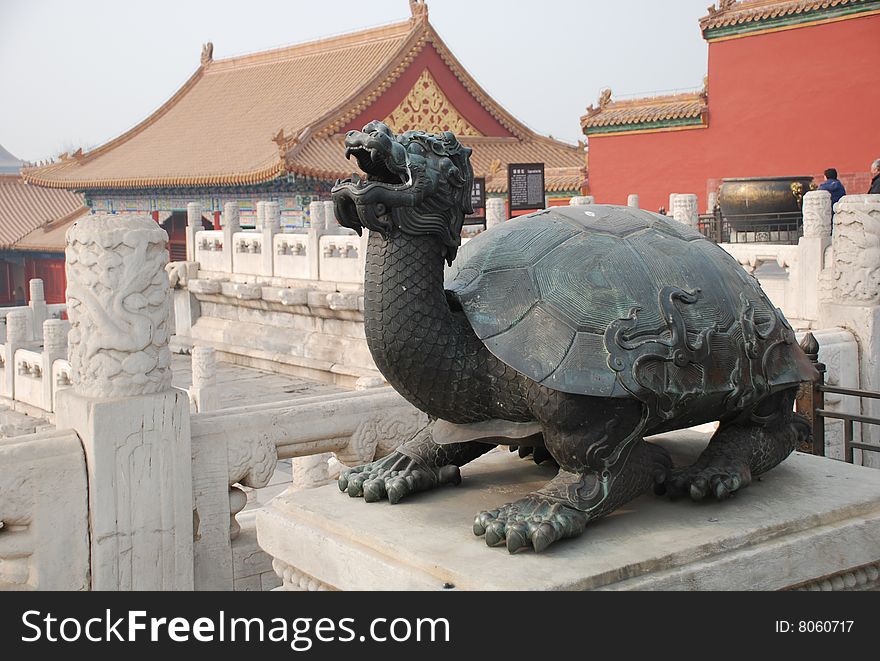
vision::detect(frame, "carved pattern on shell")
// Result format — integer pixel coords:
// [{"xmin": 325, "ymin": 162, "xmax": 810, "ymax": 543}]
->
[{"xmin": 384, "ymin": 69, "xmax": 481, "ymax": 137}]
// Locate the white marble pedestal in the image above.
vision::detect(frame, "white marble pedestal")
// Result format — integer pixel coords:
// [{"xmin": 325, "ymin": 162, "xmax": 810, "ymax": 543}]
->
[{"xmin": 257, "ymin": 431, "xmax": 880, "ymax": 591}]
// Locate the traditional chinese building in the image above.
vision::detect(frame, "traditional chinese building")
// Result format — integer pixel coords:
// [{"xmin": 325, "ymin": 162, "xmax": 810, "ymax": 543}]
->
[
  {"xmin": 581, "ymin": 0, "xmax": 880, "ymax": 212},
  {"xmin": 23, "ymin": 1, "xmax": 584, "ymax": 262},
  {"xmin": 0, "ymin": 145, "xmax": 87, "ymax": 305}
]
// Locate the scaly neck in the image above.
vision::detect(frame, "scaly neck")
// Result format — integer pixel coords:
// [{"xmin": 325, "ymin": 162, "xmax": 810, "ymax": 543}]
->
[{"xmin": 362, "ymin": 230, "xmax": 471, "ymax": 418}]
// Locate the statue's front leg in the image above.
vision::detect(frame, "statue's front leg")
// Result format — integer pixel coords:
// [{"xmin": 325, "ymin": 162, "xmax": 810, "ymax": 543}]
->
[
  {"xmin": 338, "ymin": 420, "xmax": 493, "ymax": 504},
  {"xmin": 474, "ymin": 410, "xmax": 670, "ymax": 553}
]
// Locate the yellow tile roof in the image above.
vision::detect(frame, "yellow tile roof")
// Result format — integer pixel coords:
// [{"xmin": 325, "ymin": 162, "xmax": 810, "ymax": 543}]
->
[
  {"xmin": 700, "ymin": 0, "xmax": 872, "ymax": 31},
  {"xmin": 581, "ymin": 90, "xmax": 707, "ymax": 131},
  {"xmin": 0, "ymin": 175, "xmax": 86, "ymax": 249},
  {"xmin": 23, "ymin": 11, "xmax": 583, "ymax": 193}
]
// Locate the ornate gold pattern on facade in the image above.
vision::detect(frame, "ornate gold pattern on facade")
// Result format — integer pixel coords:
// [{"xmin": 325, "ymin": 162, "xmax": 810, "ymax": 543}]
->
[{"xmin": 383, "ymin": 69, "xmax": 481, "ymax": 137}]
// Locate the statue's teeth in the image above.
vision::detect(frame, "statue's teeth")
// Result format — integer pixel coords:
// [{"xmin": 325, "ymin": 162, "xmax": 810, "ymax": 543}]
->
[{"xmin": 351, "ymin": 173, "xmax": 361, "ymax": 185}]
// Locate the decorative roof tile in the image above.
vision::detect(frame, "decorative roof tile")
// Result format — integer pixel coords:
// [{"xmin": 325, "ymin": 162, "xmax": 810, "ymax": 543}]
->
[
  {"xmin": 700, "ymin": 0, "xmax": 879, "ymax": 39},
  {"xmin": 0, "ymin": 175, "xmax": 86, "ymax": 249},
  {"xmin": 581, "ymin": 89, "xmax": 707, "ymax": 135}
]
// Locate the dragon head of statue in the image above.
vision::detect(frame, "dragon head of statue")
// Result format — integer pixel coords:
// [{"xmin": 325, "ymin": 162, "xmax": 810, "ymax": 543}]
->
[{"xmin": 331, "ymin": 120, "xmax": 473, "ymax": 264}]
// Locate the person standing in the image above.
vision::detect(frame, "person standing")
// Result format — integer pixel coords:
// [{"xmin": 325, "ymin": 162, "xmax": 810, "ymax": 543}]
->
[
  {"xmin": 819, "ymin": 168, "xmax": 846, "ymax": 206},
  {"xmin": 869, "ymin": 159, "xmax": 880, "ymax": 194}
]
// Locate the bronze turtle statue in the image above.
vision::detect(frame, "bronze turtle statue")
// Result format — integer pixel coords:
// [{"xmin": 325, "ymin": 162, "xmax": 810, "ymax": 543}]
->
[{"xmin": 331, "ymin": 120, "xmax": 816, "ymax": 553}]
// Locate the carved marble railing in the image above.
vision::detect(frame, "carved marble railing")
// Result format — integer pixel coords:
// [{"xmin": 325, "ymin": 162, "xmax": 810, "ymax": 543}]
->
[
  {"xmin": 0, "ymin": 428, "xmax": 89, "ymax": 590},
  {"xmin": 190, "ymin": 200, "xmax": 365, "ymax": 285},
  {"xmin": 189, "ymin": 386, "xmax": 427, "ymax": 591},
  {"xmin": 0, "ymin": 317, "xmax": 71, "ymax": 413},
  {"xmin": 0, "ymin": 279, "xmax": 66, "ymax": 344}
]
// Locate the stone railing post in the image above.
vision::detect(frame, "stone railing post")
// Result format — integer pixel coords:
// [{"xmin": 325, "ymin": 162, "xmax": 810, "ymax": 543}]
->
[
  {"xmin": 291, "ymin": 454, "xmax": 332, "ymax": 491},
  {"xmin": 798, "ymin": 190, "xmax": 833, "ymax": 322},
  {"xmin": 262, "ymin": 201, "xmax": 280, "ymax": 277},
  {"xmin": 309, "ymin": 201, "xmax": 325, "ymax": 231},
  {"xmin": 486, "ymin": 197, "xmax": 506, "ymax": 229},
  {"xmin": 222, "ymin": 202, "xmax": 240, "ymax": 274},
  {"xmin": 3, "ymin": 309, "xmax": 28, "ymax": 398},
  {"xmin": 41, "ymin": 318, "xmax": 69, "ymax": 412},
  {"xmin": 627, "ymin": 194, "xmax": 639, "ymax": 208},
  {"xmin": 255, "ymin": 201, "xmax": 266, "ymax": 231},
  {"xmin": 186, "ymin": 202, "xmax": 203, "ymax": 262},
  {"xmin": 802, "ymin": 190, "xmax": 832, "ymax": 239},
  {"xmin": 818, "ymin": 194, "xmax": 880, "ymax": 467},
  {"xmin": 672, "ymin": 194, "xmax": 699, "ymax": 228},
  {"xmin": 668, "ymin": 193, "xmax": 680, "ymax": 215},
  {"xmin": 569, "ymin": 196, "xmax": 595, "ymax": 206},
  {"xmin": 324, "ymin": 200, "xmax": 342, "ymax": 233},
  {"xmin": 189, "ymin": 346, "xmax": 219, "ymax": 413},
  {"xmin": 707, "ymin": 191, "xmax": 719, "ymax": 214},
  {"xmin": 29, "ymin": 279, "xmax": 47, "ymax": 342},
  {"xmin": 55, "ymin": 213, "xmax": 193, "ymax": 590}
]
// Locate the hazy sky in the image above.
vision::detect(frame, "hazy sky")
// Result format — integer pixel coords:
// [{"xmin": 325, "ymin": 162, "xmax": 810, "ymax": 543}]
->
[{"xmin": 0, "ymin": 0, "xmax": 710, "ymax": 162}]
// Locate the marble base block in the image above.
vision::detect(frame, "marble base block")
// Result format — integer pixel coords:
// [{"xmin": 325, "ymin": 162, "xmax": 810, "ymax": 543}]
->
[{"xmin": 257, "ymin": 431, "xmax": 880, "ymax": 591}]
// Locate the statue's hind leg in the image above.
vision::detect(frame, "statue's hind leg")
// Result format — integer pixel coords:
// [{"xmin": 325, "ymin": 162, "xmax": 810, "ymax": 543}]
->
[
  {"xmin": 474, "ymin": 399, "xmax": 671, "ymax": 553},
  {"xmin": 660, "ymin": 388, "xmax": 810, "ymax": 501}
]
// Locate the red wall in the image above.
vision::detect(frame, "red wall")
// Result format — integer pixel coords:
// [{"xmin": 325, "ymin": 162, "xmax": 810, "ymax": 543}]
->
[
  {"xmin": 588, "ymin": 14, "xmax": 880, "ymax": 212},
  {"xmin": 25, "ymin": 257, "xmax": 66, "ymax": 304}
]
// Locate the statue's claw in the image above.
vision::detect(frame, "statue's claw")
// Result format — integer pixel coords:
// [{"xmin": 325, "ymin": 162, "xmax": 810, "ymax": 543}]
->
[
  {"xmin": 338, "ymin": 444, "xmax": 463, "ymax": 505},
  {"xmin": 473, "ymin": 496, "xmax": 588, "ymax": 553},
  {"xmin": 659, "ymin": 460, "xmax": 751, "ymax": 502}
]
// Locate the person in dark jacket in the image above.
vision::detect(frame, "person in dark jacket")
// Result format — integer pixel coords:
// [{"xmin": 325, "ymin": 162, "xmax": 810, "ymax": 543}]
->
[
  {"xmin": 818, "ymin": 168, "xmax": 846, "ymax": 205},
  {"xmin": 869, "ymin": 159, "xmax": 880, "ymax": 194}
]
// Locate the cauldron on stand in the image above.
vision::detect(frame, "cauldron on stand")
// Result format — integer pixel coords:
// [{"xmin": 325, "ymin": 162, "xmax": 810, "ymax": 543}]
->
[{"xmin": 719, "ymin": 176, "xmax": 815, "ymax": 243}]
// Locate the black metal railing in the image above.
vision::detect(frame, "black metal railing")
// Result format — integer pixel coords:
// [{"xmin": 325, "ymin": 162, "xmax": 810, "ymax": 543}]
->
[
  {"xmin": 697, "ymin": 210, "xmax": 803, "ymax": 245},
  {"xmin": 796, "ymin": 333, "xmax": 880, "ymax": 463}
]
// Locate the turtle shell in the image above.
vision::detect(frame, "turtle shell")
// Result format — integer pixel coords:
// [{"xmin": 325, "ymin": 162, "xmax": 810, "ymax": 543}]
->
[{"xmin": 445, "ymin": 205, "xmax": 815, "ymax": 420}]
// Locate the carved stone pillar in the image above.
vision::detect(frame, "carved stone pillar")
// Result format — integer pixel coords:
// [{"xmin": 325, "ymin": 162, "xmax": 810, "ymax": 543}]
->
[
  {"xmin": 255, "ymin": 200, "xmax": 266, "ymax": 231},
  {"xmin": 3, "ymin": 309, "xmax": 28, "ymax": 398},
  {"xmin": 291, "ymin": 454, "xmax": 332, "ymax": 491},
  {"xmin": 668, "ymin": 193, "xmax": 680, "ymax": 215},
  {"xmin": 56, "ymin": 213, "xmax": 193, "ymax": 590},
  {"xmin": 29, "ymin": 278, "xmax": 47, "ymax": 342},
  {"xmin": 818, "ymin": 195, "xmax": 880, "ymax": 467},
  {"xmin": 802, "ymin": 190, "xmax": 832, "ymax": 238},
  {"xmin": 820, "ymin": 196, "xmax": 880, "ymax": 305},
  {"xmin": 222, "ymin": 202, "xmax": 240, "ymax": 274},
  {"xmin": 189, "ymin": 346, "xmax": 219, "ymax": 413},
  {"xmin": 627, "ymin": 194, "xmax": 639, "ymax": 208},
  {"xmin": 672, "ymin": 194, "xmax": 699, "ymax": 228},
  {"xmin": 186, "ymin": 202, "xmax": 202, "ymax": 261},
  {"xmin": 41, "ymin": 318, "xmax": 69, "ymax": 412},
  {"xmin": 569, "ymin": 196, "xmax": 595, "ymax": 206},
  {"xmin": 486, "ymin": 197, "xmax": 506, "ymax": 230},
  {"xmin": 309, "ymin": 201, "xmax": 325, "ymax": 230},
  {"xmin": 262, "ymin": 201, "xmax": 280, "ymax": 276},
  {"xmin": 707, "ymin": 191, "xmax": 719, "ymax": 214}
]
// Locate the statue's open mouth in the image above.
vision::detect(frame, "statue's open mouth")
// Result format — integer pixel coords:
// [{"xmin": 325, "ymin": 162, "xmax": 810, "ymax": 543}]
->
[
  {"xmin": 329, "ymin": 120, "xmax": 472, "ymax": 264},
  {"xmin": 331, "ymin": 123, "xmax": 415, "ymax": 235}
]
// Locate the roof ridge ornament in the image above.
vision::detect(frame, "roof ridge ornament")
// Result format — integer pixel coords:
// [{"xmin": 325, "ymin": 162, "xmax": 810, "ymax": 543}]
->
[
  {"xmin": 409, "ymin": 0, "xmax": 429, "ymax": 22},
  {"xmin": 201, "ymin": 42, "xmax": 214, "ymax": 66}
]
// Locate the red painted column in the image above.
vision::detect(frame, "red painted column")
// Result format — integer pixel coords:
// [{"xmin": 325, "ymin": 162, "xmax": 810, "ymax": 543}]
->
[
  {"xmin": 151, "ymin": 210, "xmax": 160, "ymax": 223},
  {"xmin": 213, "ymin": 211, "xmax": 222, "ymax": 230}
]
